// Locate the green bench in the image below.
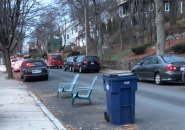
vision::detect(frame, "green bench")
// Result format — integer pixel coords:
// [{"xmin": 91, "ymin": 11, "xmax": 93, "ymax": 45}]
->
[
  {"xmin": 57, "ymin": 74, "xmax": 80, "ymax": 97},
  {"xmin": 72, "ymin": 76, "xmax": 98, "ymax": 106}
]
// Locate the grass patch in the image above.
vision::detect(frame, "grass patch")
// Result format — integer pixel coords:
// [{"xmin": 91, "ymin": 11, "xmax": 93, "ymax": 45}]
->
[{"xmin": 105, "ymin": 50, "xmax": 133, "ymax": 61}]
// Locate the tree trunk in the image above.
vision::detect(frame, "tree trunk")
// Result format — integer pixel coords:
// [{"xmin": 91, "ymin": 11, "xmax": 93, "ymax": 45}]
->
[
  {"xmin": 118, "ymin": 17, "xmax": 124, "ymax": 50},
  {"xmin": 92, "ymin": 0, "xmax": 103, "ymax": 61},
  {"xmin": 84, "ymin": 0, "xmax": 91, "ymax": 55},
  {"xmin": 154, "ymin": 0, "xmax": 166, "ymax": 55},
  {"xmin": 170, "ymin": 0, "xmax": 178, "ymax": 25},
  {"xmin": 4, "ymin": 48, "xmax": 13, "ymax": 78},
  {"xmin": 98, "ymin": 25, "xmax": 103, "ymax": 61}
]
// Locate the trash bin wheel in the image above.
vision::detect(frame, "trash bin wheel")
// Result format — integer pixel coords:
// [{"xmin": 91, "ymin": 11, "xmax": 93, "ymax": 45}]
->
[{"xmin": 104, "ymin": 112, "xmax": 109, "ymax": 122}]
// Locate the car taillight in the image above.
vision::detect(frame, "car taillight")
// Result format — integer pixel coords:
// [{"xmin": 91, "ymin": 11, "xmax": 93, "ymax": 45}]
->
[
  {"xmin": 166, "ymin": 65, "xmax": 176, "ymax": 71},
  {"xmin": 25, "ymin": 63, "xmax": 35, "ymax": 67},
  {"xmin": 96, "ymin": 60, "xmax": 100, "ymax": 64},
  {"xmin": 83, "ymin": 61, "xmax": 88, "ymax": 64}
]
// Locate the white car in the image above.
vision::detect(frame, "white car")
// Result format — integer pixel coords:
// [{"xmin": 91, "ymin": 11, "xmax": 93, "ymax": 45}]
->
[{"xmin": 12, "ymin": 58, "xmax": 24, "ymax": 72}]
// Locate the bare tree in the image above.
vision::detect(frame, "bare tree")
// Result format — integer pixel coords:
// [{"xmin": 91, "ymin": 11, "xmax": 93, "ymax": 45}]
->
[
  {"xmin": 0, "ymin": 0, "xmax": 39, "ymax": 78},
  {"xmin": 154, "ymin": 0, "xmax": 165, "ymax": 55}
]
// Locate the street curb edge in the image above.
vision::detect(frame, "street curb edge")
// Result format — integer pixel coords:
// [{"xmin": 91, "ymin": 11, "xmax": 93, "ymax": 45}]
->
[{"xmin": 28, "ymin": 91, "xmax": 67, "ymax": 130}]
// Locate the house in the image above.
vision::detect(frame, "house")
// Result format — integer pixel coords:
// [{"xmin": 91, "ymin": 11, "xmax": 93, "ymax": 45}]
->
[{"xmin": 117, "ymin": 0, "xmax": 185, "ymax": 20}]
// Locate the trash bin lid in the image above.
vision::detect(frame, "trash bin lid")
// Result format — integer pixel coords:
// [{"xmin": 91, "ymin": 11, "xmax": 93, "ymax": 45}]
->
[{"xmin": 104, "ymin": 72, "xmax": 133, "ymax": 77}]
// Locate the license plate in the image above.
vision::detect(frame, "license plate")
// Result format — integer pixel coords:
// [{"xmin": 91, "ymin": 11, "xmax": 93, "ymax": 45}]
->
[
  {"xmin": 32, "ymin": 69, "xmax": 41, "ymax": 73},
  {"xmin": 180, "ymin": 67, "xmax": 185, "ymax": 71},
  {"xmin": 91, "ymin": 62, "xmax": 94, "ymax": 64}
]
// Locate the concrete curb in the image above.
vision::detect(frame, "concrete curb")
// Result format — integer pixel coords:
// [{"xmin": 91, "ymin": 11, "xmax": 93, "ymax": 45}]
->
[{"xmin": 28, "ymin": 91, "xmax": 67, "ymax": 130}]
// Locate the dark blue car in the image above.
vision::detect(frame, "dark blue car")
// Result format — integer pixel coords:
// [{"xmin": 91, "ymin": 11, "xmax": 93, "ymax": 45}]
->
[{"xmin": 63, "ymin": 56, "xmax": 78, "ymax": 71}]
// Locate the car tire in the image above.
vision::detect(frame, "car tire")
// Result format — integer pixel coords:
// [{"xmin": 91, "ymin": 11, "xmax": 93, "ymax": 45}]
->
[
  {"xmin": 64, "ymin": 67, "xmax": 66, "ymax": 71},
  {"xmin": 155, "ymin": 73, "xmax": 162, "ymax": 85},
  {"xmin": 69, "ymin": 67, "xmax": 72, "ymax": 72},
  {"xmin": 72, "ymin": 67, "xmax": 75, "ymax": 72},
  {"xmin": 79, "ymin": 66, "xmax": 83, "ymax": 73},
  {"xmin": 95, "ymin": 69, "xmax": 99, "ymax": 73},
  {"xmin": 22, "ymin": 75, "xmax": 27, "ymax": 82},
  {"xmin": 104, "ymin": 112, "xmax": 109, "ymax": 122},
  {"xmin": 45, "ymin": 76, "xmax": 48, "ymax": 80},
  {"xmin": 132, "ymin": 70, "xmax": 141, "ymax": 81}
]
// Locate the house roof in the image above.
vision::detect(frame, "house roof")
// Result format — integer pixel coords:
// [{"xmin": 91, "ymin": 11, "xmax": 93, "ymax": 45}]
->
[{"xmin": 117, "ymin": 0, "xmax": 128, "ymax": 6}]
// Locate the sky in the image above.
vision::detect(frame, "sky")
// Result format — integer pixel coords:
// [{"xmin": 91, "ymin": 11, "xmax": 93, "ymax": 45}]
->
[{"xmin": 23, "ymin": 0, "xmax": 55, "ymax": 53}]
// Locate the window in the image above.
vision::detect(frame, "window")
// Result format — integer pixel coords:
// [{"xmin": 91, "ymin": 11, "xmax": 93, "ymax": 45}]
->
[
  {"xmin": 162, "ymin": 55, "xmax": 185, "ymax": 64},
  {"xmin": 180, "ymin": 2, "xmax": 183, "ymax": 13},
  {"xmin": 165, "ymin": 2, "xmax": 170, "ymax": 12},
  {"xmin": 119, "ymin": 6, "xmax": 124, "ymax": 17},
  {"xmin": 150, "ymin": 57, "xmax": 158, "ymax": 64},
  {"xmin": 52, "ymin": 55, "xmax": 62, "ymax": 60},
  {"xmin": 142, "ymin": 58, "xmax": 151, "ymax": 65}
]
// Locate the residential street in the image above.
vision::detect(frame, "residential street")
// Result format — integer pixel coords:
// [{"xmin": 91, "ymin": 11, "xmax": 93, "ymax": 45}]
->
[{"xmin": 20, "ymin": 68, "xmax": 185, "ymax": 130}]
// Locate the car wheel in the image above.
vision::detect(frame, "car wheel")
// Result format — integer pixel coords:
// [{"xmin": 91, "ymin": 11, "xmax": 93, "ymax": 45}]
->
[
  {"xmin": 63, "ymin": 67, "xmax": 66, "ymax": 71},
  {"xmin": 96, "ymin": 69, "xmax": 99, "ymax": 73},
  {"xmin": 44, "ymin": 76, "xmax": 48, "ymax": 80},
  {"xmin": 155, "ymin": 73, "xmax": 162, "ymax": 85},
  {"xmin": 69, "ymin": 67, "xmax": 72, "ymax": 72},
  {"xmin": 132, "ymin": 70, "xmax": 141, "ymax": 81},
  {"xmin": 22, "ymin": 75, "xmax": 27, "ymax": 82},
  {"xmin": 72, "ymin": 67, "xmax": 75, "ymax": 72},
  {"xmin": 104, "ymin": 112, "xmax": 109, "ymax": 122},
  {"xmin": 79, "ymin": 66, "xmax": 83, "ymax": 73}
]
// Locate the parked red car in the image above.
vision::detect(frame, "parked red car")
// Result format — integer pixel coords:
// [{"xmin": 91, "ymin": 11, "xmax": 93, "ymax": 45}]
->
[{"xmin": 47, "ymin": 54, "xmax": 63, "ymax": 68}]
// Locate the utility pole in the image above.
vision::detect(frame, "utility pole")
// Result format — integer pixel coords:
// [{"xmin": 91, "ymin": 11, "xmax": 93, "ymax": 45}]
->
[{"xmin": 83, "ymin": 0, "xmax": 89, "ymax": 55}]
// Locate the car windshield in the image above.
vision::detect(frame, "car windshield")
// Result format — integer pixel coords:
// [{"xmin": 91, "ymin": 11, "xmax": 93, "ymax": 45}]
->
[
  {"xmin": 162, "ymin": 55, "xmax": 185, "ymax": 63},
  {"xmin": 52, "ymin": 55, "xmax": 62, "ymax": 60}
]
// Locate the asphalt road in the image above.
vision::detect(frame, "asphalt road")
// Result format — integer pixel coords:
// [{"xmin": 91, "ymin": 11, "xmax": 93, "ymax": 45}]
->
[{"xmin": 22, "ymin": 68, "xmax": 185, "ymax": 130}]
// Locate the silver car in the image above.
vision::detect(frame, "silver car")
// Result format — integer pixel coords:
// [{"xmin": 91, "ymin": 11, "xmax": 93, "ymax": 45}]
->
[{"xmin": 132, "ymin": 55, "xmax": 185, "ymax": 84}]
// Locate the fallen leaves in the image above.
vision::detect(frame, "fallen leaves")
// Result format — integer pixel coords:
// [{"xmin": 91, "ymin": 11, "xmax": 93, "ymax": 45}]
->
[{"xmin": 115, "ymin": 124, "xmax": 138, "ymax": 130}]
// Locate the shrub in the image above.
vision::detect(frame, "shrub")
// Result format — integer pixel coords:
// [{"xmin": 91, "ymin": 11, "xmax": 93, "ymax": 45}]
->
[
  {"xmin": 131, "ymin": 45, "xmax": 147, "ymax": 55},
  {"xmin": 68, "ymin": 51, "xmax": 80, "ymax": 57},
  {"xmin": 171, "ymin": 42, "xmax": 185, "ymax": 54}
]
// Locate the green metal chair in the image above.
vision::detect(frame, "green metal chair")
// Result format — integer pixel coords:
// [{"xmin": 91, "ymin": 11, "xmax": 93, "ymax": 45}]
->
[
  {"xmin": 57, "ymin": 74, "xmax": 79, "ymax": 97},
  {"xmin": 72, "ymin": 76, "xmax": 98, "ymax": 106}
]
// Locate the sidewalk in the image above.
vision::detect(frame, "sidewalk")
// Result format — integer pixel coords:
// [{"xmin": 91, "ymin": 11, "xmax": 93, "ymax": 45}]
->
[
  {"xmin": 0, "ymin": 65, "xmax": 130, "ymax": 130},
  {"xmin": 0, "ymin": 68, "xmax": 66, "ymax": 130}
]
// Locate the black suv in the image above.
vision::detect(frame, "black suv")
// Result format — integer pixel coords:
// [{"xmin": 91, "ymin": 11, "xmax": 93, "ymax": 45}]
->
[
  {"xmin": 73, "ymin": 55, "xmax": 100, "ymax": 73},
  {"xmin": 63, "ymin": 56, "xmax": 78, "ymax": 71}
]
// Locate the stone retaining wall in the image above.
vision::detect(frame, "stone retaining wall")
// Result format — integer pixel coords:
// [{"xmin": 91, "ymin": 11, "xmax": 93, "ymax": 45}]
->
[
  {"xmin": 102, "ymin": 31, "xmax": 185, "ymax": 71},
  {"xmin": 102, "ymin": 59, "xmax": 139, "ymax": 71}
]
